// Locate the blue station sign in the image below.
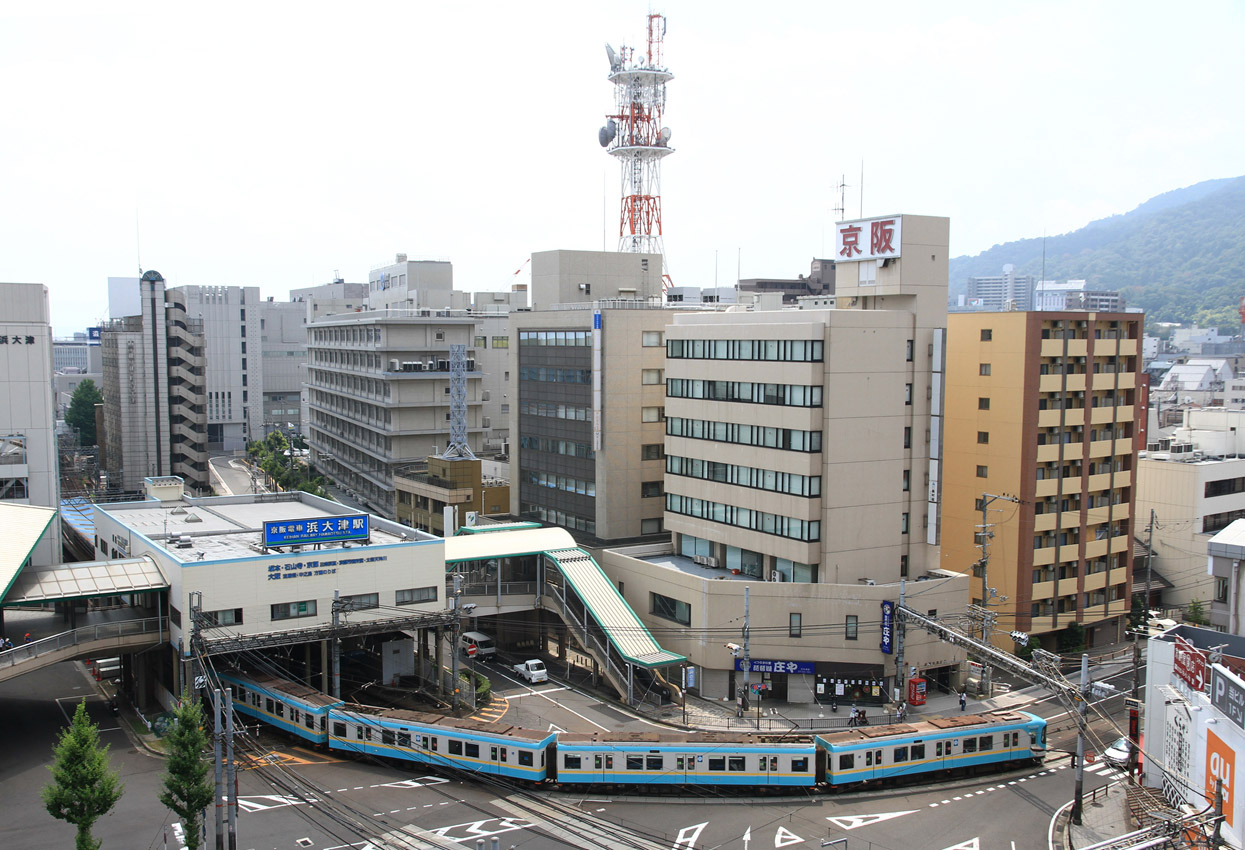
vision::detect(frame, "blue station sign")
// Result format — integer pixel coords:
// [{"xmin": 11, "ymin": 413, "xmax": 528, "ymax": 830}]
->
[
  {"xmin": 734, "ymin": 658, "xmax": 815, "ymax": 675},
  {"xmin": 264, "ymin": 514, "xmax": 369, "ymax": 547}
]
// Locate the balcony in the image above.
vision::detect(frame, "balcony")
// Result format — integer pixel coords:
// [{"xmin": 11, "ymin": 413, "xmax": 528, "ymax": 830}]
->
[
  {"xmin": 1037, "ymin": 444, "xmax": 1061, "ymax": 463},
  {"xmin": 1110, "ymin": 535, "xmax": 1130, "ymax": 554},
  {"xmin": 1035, "ymin": 478, "xmax": 1060, "ymax": 498},
  {"xmin": 1032, "ymin": 580, "xmax": 1056, "ymax": 600},
  {"xmin": 1088, "ymin": 439, "xmax": 1115, "ymax": 458},
  {"xmin": 1116, "ymin": 405, "xmax": 1134, "ymax": 423},
  {"xmin": 1034, "ymin": 513, "xmax": 1057, "ymax": 532},
  {"xmin": 1119, "ymin": 338, "xmax": 1138, "ymax": 356},
  {"xmin": 1033, "ymin": 546, "xmax": 1056, "ymax": 566},
  {"xmin": 1039, "ymin": 375, "xmax": 1063, "ymax": 394},
  {"xmin": 1116, "ymin": 372, "xmax": 1135, "ymax": 390},
  {"xmin": 1065, "ymin": 374, "xmax": 1086, "ymax": 393},
  {"xmin": 1084, "ymin": 539, "xmax": 1108, "ymax": 559},
  {"xmin": 1086, "ymin": 506, "xmax": 1110, "ymax": 526},
  {"xmin": 1083, "ymin": 570, "xmax": 1109, "ymax": 592},
  {"xmin": 1090, "ymin": 407, "xmax": 1116, "ymax": 425},
  {"xmin": 1066, "ymin": 339, "xmax": 1088, "ymax": 358}
]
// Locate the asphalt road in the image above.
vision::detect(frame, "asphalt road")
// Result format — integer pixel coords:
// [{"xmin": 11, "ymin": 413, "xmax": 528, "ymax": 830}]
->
[{"xmin": 0, "ymin": 658, "xmax": 1135, "ymax": 850}]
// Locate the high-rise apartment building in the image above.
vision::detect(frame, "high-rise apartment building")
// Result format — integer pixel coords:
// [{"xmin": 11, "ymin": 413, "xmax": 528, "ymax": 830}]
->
[
  {"xmin": 180, "ymin": 285, "xmax": 263, "ymax": 451},
  {"xmin": 0, "ymin": 283, "xmax": 62, "ymax": 565},
  {"xmin": 942, "ymin": 311, "xmax": 1142, "ymax": 648},
  {"xmin": 257, "ymin": 298, "xmax": 308, "ymax": 438},
  {"xmin": 100, "ymin": 271, "xmax": 209, "ymax": 493},
  {"xmin": 964, "ymin": 264, "xmax": 1036, "ymax": 311},
  {"xmin": 305, "ymin": 310, "xmax": 483, "ymax": 517}
]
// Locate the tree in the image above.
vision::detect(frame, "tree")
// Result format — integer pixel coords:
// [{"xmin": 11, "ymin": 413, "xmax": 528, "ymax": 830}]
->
[
  {"xmin": 1058, "ymin": 622, "xmax": 1086, "ymax": 654},
  {"xmin": 1128, "ymin": 595, "xmax": 1148, "ymax": 634},
  {"xmin": 65, "ymin": 379, "xmax": 103, "ymax": 446},
  {"xmin": 1186, "ymin": 598, "xmax": 1210, "ymax": 626},
  {"xmin": 42, "ymin": 700, "xmax": 124, "ymax": 850},
  {"xmin": 159, "ymin": 693, "xmax": 215, "ymax": 850}
]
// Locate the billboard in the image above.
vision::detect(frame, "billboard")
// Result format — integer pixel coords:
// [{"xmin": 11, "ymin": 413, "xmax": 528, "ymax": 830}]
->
[
  {"xmin": 1208, "ymin": 729, "xmax": 1237, "ymax": 828},
  {"xmin": 835, "ymin": 215, "xmax": 903, "ymax": 262},
  {"xmin": 264, "ymin": 514, "xmax": 369, "ymax": 547},
  {"xmin": 1174, "ymin": 636, "xmax": 1209, "ymax": 692}
]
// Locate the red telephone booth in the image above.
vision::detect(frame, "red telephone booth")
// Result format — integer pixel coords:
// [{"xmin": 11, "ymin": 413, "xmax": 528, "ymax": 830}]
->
[{"xmin": 907, "ymin": 676, "xmax": 927, "ymax": 706}]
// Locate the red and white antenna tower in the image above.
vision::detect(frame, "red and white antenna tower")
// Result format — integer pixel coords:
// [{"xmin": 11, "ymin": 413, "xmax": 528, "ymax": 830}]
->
[{"xmin": 599, "ymin": 12, "xmax": 674, "ymax": 292}]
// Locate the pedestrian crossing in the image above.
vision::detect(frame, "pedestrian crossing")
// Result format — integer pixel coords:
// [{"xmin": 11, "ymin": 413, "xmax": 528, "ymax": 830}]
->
[
  {"xmin": 924, "ymin": 760, "xmax": 1126, "ymax": 810},
  {"xmin": 469, "ymin": 695, "xmax": 510, "ymax": 724}
]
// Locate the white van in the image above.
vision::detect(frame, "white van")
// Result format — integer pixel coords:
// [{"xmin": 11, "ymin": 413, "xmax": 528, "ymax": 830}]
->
[{"xmin": 459, "ymin": 631, "xmax": 496, "ymax": 659}]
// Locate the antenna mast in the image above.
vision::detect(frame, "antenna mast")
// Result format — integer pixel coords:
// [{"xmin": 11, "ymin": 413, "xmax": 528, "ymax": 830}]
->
[{"xmin": 599, "ymin": 12, "xmax": 675, "ymax": 293}]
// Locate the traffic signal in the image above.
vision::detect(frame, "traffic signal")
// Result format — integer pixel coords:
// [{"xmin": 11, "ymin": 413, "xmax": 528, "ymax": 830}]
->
[{"xmin": 1009, "ymin": 630, "xmax": 1029, "ymax": 646}]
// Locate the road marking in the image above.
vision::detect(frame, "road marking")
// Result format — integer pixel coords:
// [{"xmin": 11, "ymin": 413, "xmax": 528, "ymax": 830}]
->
[
  {"xmin": 929, "ymin": 803, "xmax": 939, "ymax": 808},
  {"xmin": 937, "ymin": 839, "xmax": 979, "ymax": 850},
  {"xmin": 941, "ymin": 800, "xmax": 951, "ymax": 804},
  {"xmin": 673, "ymin": 822, "xmax": 707, "ymax": 848},
  {"xmin": 774, "ymin": 826, "xmax": 803, "ymax": 847},
  {"xmin": 826, "ymin": 811, "xmax": 917, "ymax": 830}
]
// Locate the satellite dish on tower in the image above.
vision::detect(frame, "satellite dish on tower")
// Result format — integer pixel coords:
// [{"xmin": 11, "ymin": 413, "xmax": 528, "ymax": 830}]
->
[
  {"xmin": 598, "ymin": 119, "xmax": 617, "ymax": 147},
  {"xmin": 605, "ymin": 43, "xmax": 620, "ymax": 70}
]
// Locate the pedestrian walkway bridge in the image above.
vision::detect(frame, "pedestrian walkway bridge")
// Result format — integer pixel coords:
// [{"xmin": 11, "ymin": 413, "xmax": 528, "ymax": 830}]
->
[
  {"xmin": 0, "ymin": 616, "xmax": 166, "ymax": 685},
  {"xmin": 445, "ymin": 525, "xmax": 685, "ymax": 706}
]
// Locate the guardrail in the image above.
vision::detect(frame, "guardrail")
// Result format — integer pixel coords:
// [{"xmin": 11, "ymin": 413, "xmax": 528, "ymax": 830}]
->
[{"xmin": 0, "ymin": 617, "xmax": 165, "ymax": 672}]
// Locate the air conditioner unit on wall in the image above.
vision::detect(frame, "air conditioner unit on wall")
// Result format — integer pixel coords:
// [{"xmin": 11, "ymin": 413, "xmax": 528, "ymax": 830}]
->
[{"xmin": 770, "ymin": 571, "xmax": 784, "ymax": 582}]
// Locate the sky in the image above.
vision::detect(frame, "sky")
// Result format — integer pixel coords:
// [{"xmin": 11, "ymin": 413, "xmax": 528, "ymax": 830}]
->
[{"xmin": 2, "ymin": 0, "xmax": 1244, "ymax": 336}]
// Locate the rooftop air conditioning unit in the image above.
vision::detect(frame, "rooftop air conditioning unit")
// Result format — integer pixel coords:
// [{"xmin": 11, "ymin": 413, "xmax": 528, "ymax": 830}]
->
[
  {"xmin": 703, "ymin": 556, "xmax": 719, "ymax": 569},
  {"xmin": 389, "ymin": 359, "xmax": 400, "ymax": 371}
]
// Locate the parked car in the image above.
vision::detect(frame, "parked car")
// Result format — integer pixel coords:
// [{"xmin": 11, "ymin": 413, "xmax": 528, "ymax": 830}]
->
[
  {"xmin": 512, "ymin": 659, "xmax": 548, "ymax": 683},
  {"xmin": 459, "ymin": 631, "xmax": 496, "ymax": 659}
]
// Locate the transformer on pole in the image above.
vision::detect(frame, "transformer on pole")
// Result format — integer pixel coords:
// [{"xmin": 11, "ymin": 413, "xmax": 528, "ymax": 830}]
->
[{"xmin": 600, "ymin": 12, "xmax": 674, "ymax": 292}]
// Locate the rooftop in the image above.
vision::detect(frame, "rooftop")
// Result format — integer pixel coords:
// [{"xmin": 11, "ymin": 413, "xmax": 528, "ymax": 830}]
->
[{"xmin": 96, "ymin": 492, "xmax": 438, "ymax": 564}]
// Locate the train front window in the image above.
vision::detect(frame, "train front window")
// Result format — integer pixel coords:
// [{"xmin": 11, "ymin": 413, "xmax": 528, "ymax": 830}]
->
[{"xmin": 519, "ymin": 751, "xmax": 533, "ymax": 766}]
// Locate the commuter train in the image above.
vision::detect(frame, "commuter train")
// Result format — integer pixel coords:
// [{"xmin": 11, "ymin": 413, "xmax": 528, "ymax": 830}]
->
[{"xmin": 218, "ymin": 670, "xmax": 1046, "ymax": 791}]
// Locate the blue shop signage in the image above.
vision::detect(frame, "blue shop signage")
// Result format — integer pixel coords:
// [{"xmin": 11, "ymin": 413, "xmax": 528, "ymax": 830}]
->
[
  {"xmin": 880, "ymin": 600, "xmax": 894, "ymax": 654},
  {"xmin": 734, "ymin": 658, "xmax": 815, "ymax": 675},
  {"xmin": 264, "ymin": 514, "xmax": 369, "ymax": 547}
]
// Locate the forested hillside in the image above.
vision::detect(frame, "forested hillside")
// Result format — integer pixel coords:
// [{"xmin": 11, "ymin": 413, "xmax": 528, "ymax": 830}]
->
[{"xmin": 948, "ymin": 176, "xmax": 1245, "ymax": 329}]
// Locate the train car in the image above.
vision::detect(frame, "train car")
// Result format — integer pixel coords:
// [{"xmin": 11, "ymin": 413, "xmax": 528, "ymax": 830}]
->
[
  {"xmin": 553, "ymin": 731, "xmax": 818, "ymax": 787},
  {"xmin": 817, "ymin": 710, "xmax": 1046, "ymax": 787},
  {"xmin": 328, "ymin": 704, "xmax": 554, "ymax": 783},
  {"xmin": 219, "ymin": 670, "xmax": 344, "ymax": 746}
]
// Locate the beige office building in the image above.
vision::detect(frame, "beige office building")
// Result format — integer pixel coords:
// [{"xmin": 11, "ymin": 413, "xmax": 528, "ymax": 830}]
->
[{"xmin": 942, "ymin": 311, "xmax": 1142, "ymax": 648}]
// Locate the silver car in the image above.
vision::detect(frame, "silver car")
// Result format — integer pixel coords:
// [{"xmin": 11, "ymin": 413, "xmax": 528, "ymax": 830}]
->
[{"xmin": 1101, "ymin": 736, "xmax": 1132, "ymax": 767}]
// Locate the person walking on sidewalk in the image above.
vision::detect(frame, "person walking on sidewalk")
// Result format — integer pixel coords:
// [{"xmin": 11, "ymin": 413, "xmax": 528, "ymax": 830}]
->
[{"xmin": 959, "ymin": 690, "xmax": 967, "ymax": 711}]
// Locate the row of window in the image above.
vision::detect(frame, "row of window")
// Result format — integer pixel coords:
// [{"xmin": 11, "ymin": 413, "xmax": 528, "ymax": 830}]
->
[
  {"xmin": 522, "ymin": 469, "xmax": 596, "ymax": 497},
  {"xmin": 520, "ymin": 503, "xmax": 596, "ymax": 535},
  {"xmin": 519, "ymin": 401, "xmax": 592, "ymax": 422},
  {"xmin": 563, "ymin": 753, "xmax": 810, "ymax": 772},
  {"xmin": 330, "ymin": 721, "xmax": 538, "ymax": 766},
  {"xmin": 666, "ymin": 379, "xmax": 823, "ymax": 408},
  {"xmin": 665, "ymin": 494, "xmax": 821, "ymax": 542},
  {"xmin": 666, "ymin": 338, "xmax": 824, "ymax": 363},
  {"xmin": 519, "ymin": 330, "xmax": 592, "ymax": 347},
  {"xmin": 518, "ymin": 366, "xmax": 591, "ymax": 384},
  {"xmin": 474, "ymin": 335, "xmax": 509, "ymax": 348},
  {"xmin": 268, "ymin": 587, "xmax": 438, "ymax": 622},
  {"xmin": 665, "ymin": 455, "xmax": 822, "ymax": 497},
  {"xmin": 518, "ymin": 435, "xmax": 595, "ymax": 459},
  {"xmin": 667, "ymin": 417, "xmax": 822, "ymax": 453},
  {"xmin": 834, "ymin": 732, "xmax": 1021, "ymax": 769}
]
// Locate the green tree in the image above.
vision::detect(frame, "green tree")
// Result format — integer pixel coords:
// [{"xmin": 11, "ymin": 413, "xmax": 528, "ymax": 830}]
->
[
  {"xmin": 1186, "ymin": 598, "xmax": 1210, "ymax": 626},
  {"xmin": 1058, "ymin": 622, "xmax": 1086, "ymax": 654},
  {"xmin": 1128, "ymin": 595, "xmax": 1148, "ymax": 634},
  {"xmin": 65, "ymin": 379, "xmax": 103, "ymax": 446},
  {"xmin": 159, "ymin": 693, "xmax": 215, "ymax": 850},
  {"xmin": 42, "ymin": 700, "xmax": 124, "ymax": 850}
]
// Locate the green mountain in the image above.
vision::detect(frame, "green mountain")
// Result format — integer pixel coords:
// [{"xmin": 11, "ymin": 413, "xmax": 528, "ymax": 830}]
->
[{"xmin": 948, "ymin": 176, "xmax": 1245, "ymax": 330}]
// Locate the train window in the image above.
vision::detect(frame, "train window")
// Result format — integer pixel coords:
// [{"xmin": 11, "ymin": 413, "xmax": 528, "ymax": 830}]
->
[
  {"xmin": 866, "ymin": 751, "xmax": 874, "ymax": 767},
  {"xmin": 449, "ymin": 740, "xmax": 463, "ymax": 755},
  {"xmin": 911, "ymin": 744, "xmax": 925, "ymax": 760},
  {"xmin": 429, "ymin": 737, "xmax": 438, "ymax": 752},
  {"xmin": 305, "ymin": 714, "xmax": 315, "ymax": 731},
  {"xmin": 627, "ymin": 755, "xmax": 644, "ymax": 770},
  {"xmin": 275, "ymin": 702, "xmax": 285, "ymax": 719},
  {"xmin": 759, "ymin": 758, "xmax": 767, "ymax": 771},
  {"xmin": 355, "ymin": 725, "xmax": 365, "ymax": 741},
  {"xmin": 236, "ymin": 686, "xmax": 247, "ymax": 702},
  {"xmin": 291, "ymin": 709, "xmax": 300, "ymax": 724},
  {"xmin": 647, "ymin": 756, "xmax": 663, "ymax": 770},
  {"xmin": 792, "ymin": 757, "xmax": 809, "ymax": 772},
  {"xmin": 466, "ymin": 743, "xmax": 479, "ymax": 758},
  {"xmin": 519, "ymin": 751, "xmax": 533, "ymax": 767},
  {"xmin": 595, "ymin": 755, "xmax": 603, "ymax": 769},
  {"xmin": 979, "ymin": 736, "xmax": 993, "ymax": 751},
  {"xmin": 729, "ymin": 757, "xmax": 745, "ymax": 772},
  {"xmin": 708, "ymin": 757, "xmax": 726, "ymax": 771},
  {"xmin": 398, "ymin": 733, "xmax": 411, "ymax": 748},
  {"xmin": 838, "ymin": 754, "xmax": 854, "ymax": 770},
  {"xmin": 541, "ymin": 751, "xmax": 545, "ymax": 767},
  {"xmin": 894, "ymin": 747, "xmax": 908, "ymax": 763},
  {"xmin": 606, "ymin": 755, "xmax": 613, "ymax": 769},
  {"xmin": 963, "ymin": 738, "xmax": 978, "ymax": 753},
  {"xmin": 265, "ymin": 698, "xmax": 274, "ymax": 714},
  {"xmin": 501, "ymin": 748, "xmax": 508, "ymax": 763},
  {"xmin": 382, "ymin": 730, "xmax": 396, "ymax": 746},
  {"xmin": 333, "ymin": 722, "xmax": 346, "ymax": 738},
  {"xmin": 565, "ymin": 755, "xmax": 581, "ymax": 769},
  {"xmin": 769, "ymin": 756, "xmax": 778, "ymax": 771},
  {"xmin": 676, "ymin": 757, "xmax": 685, "ymax": 770},
  {"xmin": 1012, "ymin": 732, "xmax": 1020, "ymax": 747}
]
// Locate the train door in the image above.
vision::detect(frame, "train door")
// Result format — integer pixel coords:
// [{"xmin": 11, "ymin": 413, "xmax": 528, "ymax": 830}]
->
[
  {"xmin": 593, "ymin": 752, "xmax": 614, "ymax": 781},
  {"xmin": 757, "ymin": 753, "xmax": 779, "ymax": 785},
  {"xmin": 674, "ymin": 753, "xmax": 697, "ymax": 782},
  {"xmin": 863, "ymin": 748, "xmax": 884, "ymax": 779}
]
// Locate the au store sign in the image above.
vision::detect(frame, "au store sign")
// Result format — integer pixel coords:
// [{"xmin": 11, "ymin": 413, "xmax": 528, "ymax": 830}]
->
[
  {"xmin": 735, "ymin": 659, "xmax": 814, "ymax": 675},
  {"xmin": 1211, "ymin": 666, "xmax": 1245, "ymax": 731},
  {"xmin": 265, "ymin": 514, "xmax": 369, "ymax": 547},
  {"xmin": 1207, "ymin": 729, "xmax": 1237, "ymax": 828}
]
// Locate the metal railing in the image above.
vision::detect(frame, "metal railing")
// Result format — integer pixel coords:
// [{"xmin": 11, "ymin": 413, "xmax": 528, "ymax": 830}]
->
[{"xmin": 0, "ymin": 617, "xmax": 166, "ymax": 672}]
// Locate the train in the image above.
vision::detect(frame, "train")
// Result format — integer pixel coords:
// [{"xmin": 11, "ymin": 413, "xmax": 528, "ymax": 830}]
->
[{"xmin": 218, "ymin": 670, "xmax": 1046, "ymax": 791}]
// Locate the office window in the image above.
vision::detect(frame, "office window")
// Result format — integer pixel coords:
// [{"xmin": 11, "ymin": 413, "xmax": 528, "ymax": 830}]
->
[
  {"xmin": 641, "ymin": 518, "xmax": 663, "ymax": 534},
  {"xmin": 903, "ymin": 427, "xmax": 912, "ymax": 449},
  {"xmin": 641, "ymin": 480, "xmax": 664, "ymax": 498},
  {"xmin": 981, "ymin": 329, "xmax": 993, "ymax": 341},
  {"xmin": 976, "ymin": 465, "xmax": 988, "ymax": 478},
  {"xmin": 271, "ymin": 600, "xmax": 317, "ymax": 621},
  {"xmin": 906, "ymin": 339, "xmax": 914, "ymax": 362},
  {"xmin": 641, "ymin": 444, "xmax": 664, "ymax": 461},
  {"xmin": 979, "ymin": 363, "xmax": 991, "ymax": 376},
  {"xmin": 902, "ymin": 469, "xmax": 910, "ymax": 491},
  {"xmin": 642, "ymin": 331, "xmax": 663, "ymax": 347},
  {"xmin": 475, "ymin": 336, "xmax": 486, "ymax": 348},
  {"xmin": 901, "ymin": 513, "xmax": 909, "ymax": 534},
  {"xmin": 641, "ymin": 369, "xmax": 663, "ymax": 385},
  {"xmin": 905, "ymin": 384, "xmax": 913, "ymax": 405},
  {"xmin": 979, "ymin": 397, "xmax": 990, "ymax": 410},
  {"xmin": 977, "ymin": 431, "xmax": 989, "ymax": 444},
  {"xmin": 491, "ymin": 336, "xmax": 509, "ymax": 348},
  {"xmin": 845, "ymin": 615, "xmax": 858, "ymax": 640},
  {"xmin": 641, "ymin": 406, "xmax": 664, "ymax": 423},
  {"xmin": 789, "ymin": 613, "xmax": 802, "ymax": 638},
  {"xmin": 340, "ymin": 593, "xmax": 378, "ymax": 610},
  {"xmin": 651, "ymin": 592, "xmax": 691, "ymax": 626},
  {"xmin": 204, "ymin": 608, "xmax": 243, "ymax": 627}
]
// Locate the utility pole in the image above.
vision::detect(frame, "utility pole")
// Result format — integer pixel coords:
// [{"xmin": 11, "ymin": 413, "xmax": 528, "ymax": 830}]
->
[
  {"xmin": 1143, "ymin": 509, "xmax": 1156, "ymax": 617},
  {"xmin": 742, "ymin": 585, "xmax": 751, "ymax": 722},
  {"xmin": 213, "ymin": 688, "xmax": 224, "ymax": 850},
  {"xmin": 224, "ymin": 688, "xmax": 238, "ymax": 850},
  {"xmin": 895, "ymin": 580, "xmax": 907, "ymax": 704},
  {"xmin": 1071, "ymin": 653, "xmax": 1089, "ymax": 825},
  {"xmin": 451, "ymin": 575, "xmax": 462, "ymax": 715},
  {"xmin": 330, "ymin": 590, "xmax": 341, "ymax": 700}
]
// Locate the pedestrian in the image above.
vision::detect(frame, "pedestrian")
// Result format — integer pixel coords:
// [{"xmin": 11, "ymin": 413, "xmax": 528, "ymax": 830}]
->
[
  {"xmin": 24, "ymin": 632, "xmax": 32, "ymax": 644},
  {"xmin": 959, "ymin": 690, "xmax": 967, "ymax": 711},
  {"xmin": 896, "ymin": 702, "xmax": 906, "ymax": 722}
]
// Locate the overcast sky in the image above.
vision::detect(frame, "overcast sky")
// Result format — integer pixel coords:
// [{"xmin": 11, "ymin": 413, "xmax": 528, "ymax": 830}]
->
[{"xmin": 3, "ymin": 0, "xmax": 1243, "ymax": 335}]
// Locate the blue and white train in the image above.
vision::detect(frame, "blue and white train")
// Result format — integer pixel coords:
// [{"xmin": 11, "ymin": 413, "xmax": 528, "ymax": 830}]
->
[{"xmin": 218, "ymin": 670, "xmax": 1045, "ymax": 791}]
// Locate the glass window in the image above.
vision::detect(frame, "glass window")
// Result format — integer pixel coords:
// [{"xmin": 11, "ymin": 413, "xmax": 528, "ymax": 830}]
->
[
  {"xmin": 846, "ymin": 615, "xmax": 858, "ymax": 640},
  {"xmin": 626, "ymin": 755, "xmax": 644, "ymax": 770},
  {"xmin": 491, "ymin": 336, "xmax": 509, "ymax": 348},
  {"xmin": 340, "ymin": 593, "xmax": 378, "ymax": 610},
  {"xmin": 838, "ymin": 754, "xmax": 854, "ymax": 770},
  {"xmin": 708, "ymin": 757, "xmax": 725, "ymax": 771},
  {"xmin": 979, "ymin": 397, "xmax": 990, "ymax": 410},
  {"xmin": 981, "ymin": 329, "xmax": 993, "ymax": 341},
  {"xmin": 728, "ymin": 757, "xmax": 746, "ymax": 771},
  {"xmin": 642, "ymin": 444, "xmax": 664, "ymax": 461},
  {"xmin": 642, "ymin": 331, "xmax": 663, "ymax": 347},
  {"xmin": 642, "ymin": 369, "xmax": 663, "ymax": 385},
  {"xmin": 564, "ymin": 755, "xmax": 581, "ymax": 769},
  {"xmin": 789, "ymin": 612, "xmax": 802, "ymax": 638},
  {"xmin": 396, "ymin": 586, "xmax": 438, "ymax": 605},
  {"xmin": 651, "ymin": 592, "xmax": 691, "ymax": 626},
  {"xmin": 979, "ymin": 363, "xmax": 992, "ymax": 376},
  {"xmin": 271, "ymin": 600, "xmax": 317, "ymax": 621}
]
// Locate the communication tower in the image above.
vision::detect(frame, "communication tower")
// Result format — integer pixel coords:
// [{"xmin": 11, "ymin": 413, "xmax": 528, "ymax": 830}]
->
[{"xmin": 599, "ymin": 13, "xmax": 674, "ymax": 291}]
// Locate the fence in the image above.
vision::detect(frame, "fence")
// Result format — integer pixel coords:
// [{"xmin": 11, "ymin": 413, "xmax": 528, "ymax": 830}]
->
[{"xmin": 0, "ymin": 617, "xmax": 165, "ymax": 673}]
